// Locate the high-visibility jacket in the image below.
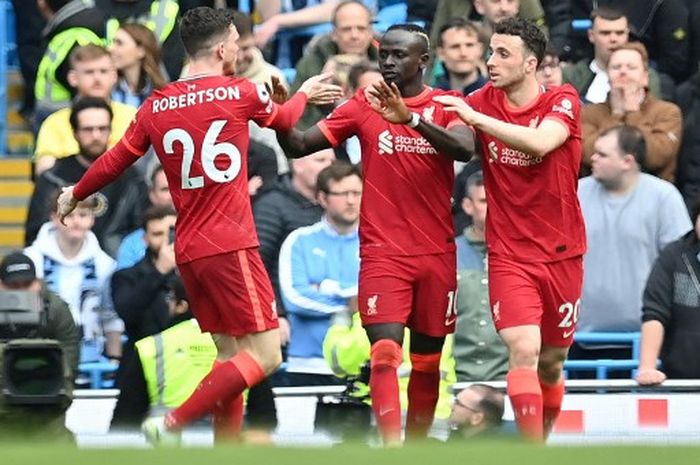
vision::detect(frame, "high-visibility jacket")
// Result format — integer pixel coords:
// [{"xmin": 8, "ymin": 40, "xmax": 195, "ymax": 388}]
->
[
  {"xmin": 136, "ymin": 319, "xmax": 216, "ymax": 409},
  {"xmin": 105, "ymin": 0, "xmax": 179, "ymax": 45}
]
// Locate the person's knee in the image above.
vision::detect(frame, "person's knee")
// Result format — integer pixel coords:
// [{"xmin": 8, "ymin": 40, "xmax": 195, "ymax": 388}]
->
[
  {"xmin": 507, "ymin": 340, "xmax": 540, "ymax": 369},
  {"xmin": 252, "ymin": 346, "xmax": 282, "ymax": 375},
  {"xmin": 538, "ymin": 348, "xmax": 567, "ymax": 383}
]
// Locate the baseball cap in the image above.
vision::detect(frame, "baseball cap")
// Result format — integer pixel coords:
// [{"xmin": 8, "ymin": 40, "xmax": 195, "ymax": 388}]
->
[{"xmin": 0, "ymin": 252, "xmax": 37, "ymax": 285}]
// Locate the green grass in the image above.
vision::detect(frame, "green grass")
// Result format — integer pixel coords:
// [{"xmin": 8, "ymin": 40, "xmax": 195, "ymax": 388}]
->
[{"xmin": 4, "ymin": 441, "xmax": 700, "ymax": 465}]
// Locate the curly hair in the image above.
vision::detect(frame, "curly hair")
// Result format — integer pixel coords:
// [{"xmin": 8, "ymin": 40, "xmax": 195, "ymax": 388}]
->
[{"xmin": 493, "ymin": 17, "xmax": 546, "ymax": 66}]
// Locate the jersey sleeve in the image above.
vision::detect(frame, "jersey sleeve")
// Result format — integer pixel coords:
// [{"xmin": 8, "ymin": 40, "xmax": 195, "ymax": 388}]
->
[
  {"xmin": 242, "ymin": 79, "xmax": 279, "ymax": 127},
  {"xmin": 316, "ymin": 91, "xmax": 364, "ymax": 147},
  {"xmin": 542, "ymin": 85, "xmax": 581, "ymax": 137},
  {"xmin": 120, "ymin": 102, "xmax": 153, "ymax": 156}
]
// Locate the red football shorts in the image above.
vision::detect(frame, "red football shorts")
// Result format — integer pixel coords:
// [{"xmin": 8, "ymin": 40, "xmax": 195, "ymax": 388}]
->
[
  {"xmin": 488, "ymin": 254, "xmax": 583, "ymax": 347},
  {"xmin": 358, "ymin": 253, "xmax": 457, "ymax": 337},
  {"xmin": 178, "ymin": 248, "xmax": 279, "ymax": 336}
]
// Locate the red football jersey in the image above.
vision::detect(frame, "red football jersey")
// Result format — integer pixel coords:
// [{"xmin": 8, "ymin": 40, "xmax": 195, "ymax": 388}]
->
[
  {"xmin": 318, "ymin": 87, "xmax": 465, "ymax": 257},
  {"xmin": 121, "ymin": 75, "xmax": 279, "ymax": 263},
  {"xmin": 464, "ymin": 83, "xmax": 586, "ymax": 262}
]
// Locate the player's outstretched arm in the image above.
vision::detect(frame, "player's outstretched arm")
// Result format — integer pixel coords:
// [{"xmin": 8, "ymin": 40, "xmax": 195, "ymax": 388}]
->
[
  {"xmin": 268, "ymin": 73, "xmax": 343, "ymax": 132},
  {"xmin": 434, "ymin": 95, "xmax": 569, "ymax": 159},
  {"xmin": 367, "ymin": 81, "xmax": 475, "ymax": 162},
  {"xmin": 276, "ymin": 125, "xmax": 333, "ymax": 159}
]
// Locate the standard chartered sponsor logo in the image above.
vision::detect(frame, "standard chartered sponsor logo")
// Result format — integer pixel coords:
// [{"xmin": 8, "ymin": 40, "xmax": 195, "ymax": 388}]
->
[
  {"xmin": 378, "ymin": 130, "xmax": 393, "ymax": 154},
  {"xmin": 489, "ymin": 141, "xmax": 543, "ymax": 166}
]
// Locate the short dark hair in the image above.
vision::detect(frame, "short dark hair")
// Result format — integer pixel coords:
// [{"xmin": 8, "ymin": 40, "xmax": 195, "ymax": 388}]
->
[
  {"xmin": 142, "ymin": 205, "xmax": 177, "ymax": 231},
  {"xmin": 230, "ymin": 9, "xmax": 253, "ymax": 37},
  {"xmin": 347, "ymin": 60, "xmax": 380, "ymax": 91},
  {"xmin": 179, "ymin": 7, "xmax": 234, "ymax": 58},
  {"xmin": 493, "ymin": 17, "xmax": 546, "ymax": 67},
  {"xmin": 69, "ymin": 97, "xmax": 113, "ymax": 132},
  {"xmin": 465, "ymin": 170, "xmax": 484, "ymax": 197},
  {"xmin": 600, "ymin": 124, "xmax": 647, "ymax": 167},
  {"xmin": 470, "ymin": 384, "xmax": 504, "ymax": 428},
  {"xmin": 590, "ymin": 6, "xmax": 627, "ymax": 23},
  {"xmin": 316, "ymin": 162, "xmax": 362, "ymax": 194},
  {"xmin": 332, "ymin": 1, "xmax": 372, "ymax": 27},
  {"xmin": 437, "ymin": 17, "xmax": 483, "ymax": 48},
  {"xmin": 385, "ymin": 23, "xmax": 430, "ymax": 53}
]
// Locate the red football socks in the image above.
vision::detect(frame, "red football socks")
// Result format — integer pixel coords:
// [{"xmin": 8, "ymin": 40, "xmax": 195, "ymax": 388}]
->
[
  {"xmin": 209, "ymin": 360, "xmax": 245, "ymax": 442},
  {"xmin": 507, "ymin": 368, "xmax": 544, "ymax": 442},
  {"xmin": 405, "ymin": 352, "xmax": 441, "ymax": 440},
  {"xmin": 166, "ymin": 351, "xmax": 264, "ymax": 430},
  {"xmin": 541, "ymin": 379, "xmax": 565, "ymax": 437},
  {"xmin": 369, "ymin": 339, "xmax": 403, "ymax": 444}
]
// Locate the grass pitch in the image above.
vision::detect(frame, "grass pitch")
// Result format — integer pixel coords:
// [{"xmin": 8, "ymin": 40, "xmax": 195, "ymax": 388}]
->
[{"xmin": 4, "ymin": 440, "xmax": 700, "ymax": 465}]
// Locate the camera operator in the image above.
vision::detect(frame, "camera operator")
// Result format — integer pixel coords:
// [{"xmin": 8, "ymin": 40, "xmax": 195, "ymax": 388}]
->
[{"xmin": 0, "ymin": 252, "xmax": 80, "ymax": 442}]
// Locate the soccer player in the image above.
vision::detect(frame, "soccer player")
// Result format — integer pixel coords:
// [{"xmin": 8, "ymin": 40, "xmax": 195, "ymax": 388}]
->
[
  {"xmin": 434, "ymin": 17, "xmax": 586, "ymax": 442},
  {"xmin": 277, "ymin": 24, "xmax": 475, "ymax": 445},
  {"xmin": 55, "ymin": 7, "xmax": 342, "ymax": 443}
]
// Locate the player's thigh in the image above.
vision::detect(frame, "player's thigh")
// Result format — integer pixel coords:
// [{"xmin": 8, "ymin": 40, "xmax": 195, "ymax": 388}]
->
[
  {"xmin": 187, "ymin": 249, "xmax": 279, "ymax": 337},
  {"xmin": 358, "ymin": 256, "xmax": 414, "ymax": 327},
  {"xmin": 488, "ymin": 255, "xmax": 544, "ymax": 332},
  {"xmin": 540, "ymin": 256, "xmax": 584, "ymax": 348},
  {"xmin": 411, "ymin": 253, "xmax": 457, "ymax": 338}
]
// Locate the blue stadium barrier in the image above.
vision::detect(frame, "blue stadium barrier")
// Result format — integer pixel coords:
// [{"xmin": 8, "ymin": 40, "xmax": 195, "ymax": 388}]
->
[
  {"xmin": 0, "ymin": 0, "xmax": 12, "ymax": 156},
  {"xmin": 564, "ymin": 331, "xmax": 642, "ymax": 379},
  {"xmin": 78, "ymin": 360, "xmax": 118, "ymax": 389}
]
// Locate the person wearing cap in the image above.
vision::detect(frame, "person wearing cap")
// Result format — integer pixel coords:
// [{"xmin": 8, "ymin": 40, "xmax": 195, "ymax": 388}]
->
[{"xmin": 0, "ymin": 251, "xmax": 80, "ymax": 442}]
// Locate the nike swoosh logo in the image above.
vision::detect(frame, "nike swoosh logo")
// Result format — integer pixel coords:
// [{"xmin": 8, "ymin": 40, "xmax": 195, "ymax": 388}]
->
[
  {"xmin": 445, "ymin": 317, "xmax": 456, "ymax": 326},
  {"xmin": 562, "ymin": 328, "xmax": 575, "ymax": 339},
  {"xmin": 379, "ymin": 406, "xmax": 395, "ymax": 416}
]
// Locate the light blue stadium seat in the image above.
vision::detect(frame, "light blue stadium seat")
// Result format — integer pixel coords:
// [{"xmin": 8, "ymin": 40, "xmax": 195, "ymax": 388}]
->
[
  {"xmin": 78, "ymin": 360, "xmax": 118, "ymax": 389},
  {"xmin": 564, "ymin": 332, "xmax": 642, "ymax": 379},
  {"xmin": 0, "ymin": 0, "xmax": 19, "ymax": 157}
]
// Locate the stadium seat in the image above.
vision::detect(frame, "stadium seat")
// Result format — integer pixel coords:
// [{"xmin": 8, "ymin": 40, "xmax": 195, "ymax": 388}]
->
[
  {"xmin": 564, "ymin": 332, "xmax": 642, "ymax": 379},
  {"xmin": 78, "ymin": 360, "xmax": 118, "ymax": 389}
]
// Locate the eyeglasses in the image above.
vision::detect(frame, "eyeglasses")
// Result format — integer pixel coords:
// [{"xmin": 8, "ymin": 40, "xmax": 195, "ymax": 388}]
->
[
  {"xmin": 77, "ymin": 125, "xmax": 111, "ymax": 134},
  {"xmin": 539, "ymin": 59, "xmax": 560, "ymax": 71},
  {"xmin": 453, "ymin": 397, "xmax": 480, "ymax": 413},
  {"xmin": 325, "ymin": 190, "xmax": 362, "ymax": 199}
]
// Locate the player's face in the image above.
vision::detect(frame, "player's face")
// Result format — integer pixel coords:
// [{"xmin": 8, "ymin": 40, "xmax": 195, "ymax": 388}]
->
[
  {"xmin": 320, "ymin": 175, "xmax": 362, "ymax": 227},
  {"xmin": 68, "ymin": 55, "xmax": 118, "ymax": 99},
  {"xmin": 590, "ymin": 132, "xmax": 629, "ymax": 184},
  {"xmin": 74, "ymin": 108, "xmax": 111, "ymax": 160},
  {"xmin": 235, "ymin": 34, "xmax": 256, "ymax": 75},
  {"xmin": 220, "ymin": 25, "xmax": 240, "ymax": 76},
  {"xmin": 474, "ymin": 0, "xmax": 519, "ymax": 25},
  {"xmin": 486, "ymin": 34, "xmax": 534, "ymax": 89},
  {"xmin": 53, "ymin": 207, "xmax": 95, "ymax": 243},
  {"xmin": 148, "ymin": 170, "xmax": 173, "ymax": 209},
  {"xmin": 144, "ymin": 215, "xmax": 177, "ymax": 252},
  {"xmin": 378, "ymin": 30, "xmax": 428, "ymax": 87},
  {"xmin": 535, "ymin": 54, "xmax": 562, "ymax": 89},
  {"xmin": 462, "ymin": 184, "xmax": 487, "ymax": 230},
  {"xmin": 437, "ymin": 28, "xmax": 484, "ymax": 77},
  {"xmin": 332, "ymin": 2, "xmax": 373, "ymax": 55},
  {"xmin": 108, "ymin": 28, "xmax": 145, "ymax": 71},
  {"xmin": 607, "ymin": 49, "xmax": 648, "ymax": 91},
  {"xmin": 588, "ymin": 17, "xmax": 629, "ymax": 63}
]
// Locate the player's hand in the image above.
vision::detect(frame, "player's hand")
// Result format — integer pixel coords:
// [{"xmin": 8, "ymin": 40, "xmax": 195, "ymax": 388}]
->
[
  {"xmin": 433, "ymin": 95, "xmax": 479, "ymax": 126},
  {"xmin": 278, "ymin": 317, "xmax": 290, "ymax": 346},
  {"xmin": 366, "ymin": 80, "xmax": 411, "ymax": 124},
  {"xmin": 254, "ymin": 17, "xmax": 280, "ymax": 48},
  {"xmin": 266, "ymin": 76, "xmax": 288, "ymax": 104},
  {"xmin": 298, "ymin": 72, "xmax": 344, "ymax": 105},
  {"xmin": 56, "ymin": 186, "xmax": 78, "ymax": 225},
  {"xmin": 636, "ymin": 368, "xmax": 667, "ymax": 386}
]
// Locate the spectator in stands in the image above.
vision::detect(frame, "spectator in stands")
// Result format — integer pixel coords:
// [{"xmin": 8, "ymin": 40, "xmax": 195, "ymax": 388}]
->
[
  {"xmin": 275, "ymin": 162, "xmax": 361, "ymax": 386},
  {"xmin": 34, "ymin": 44, "xmax": 138, "ymax": 176},
  {"xmin": 561, "ymin": 7, "xmax": 663, "ymax": 103},
  {"xmin": 34, "ymin": 0, "xmax": 106, "ymax": 131},
  {"xmin": 115, "ymin": 165, "xmax": 174, "ymax": 270},
  {"xmin": 581, "ymin": 43, "xmax": 683, "ymax": 182},
  {"xmin": 342, "ymin": 60, "xmax": 382, "ymax": 164},
  {"xmin": 108, "ymin": 23, "xmax": 168, "ymax": 108},
  {"xmin": 0, "ymin": 251, "xmax": 80, "ymax": 442},
  {"xmin": 10, "ymin": 0, "xmax": 46, "ymax": 120},
  {"xmin": 110, "ymin": 274, "xmax": 217, "ymax": 432},
  {"xmin": 448, "ymin": 384, "xmax": 505, "ymax": 440},
  {"xmin": 24, "ymin": 193, "xmax": 122, "ymax": 361},
  {"xmin": 567, "ymin": 0, "xmax": 690, "ymax": 84},
  {"xmin": 536, "ymin": 46, "xmax": 563, "ymax": 90},
  {"xmin": 674, "ymin": 68, "xmax": 700, "ymax": 206},
  {"xmin": 95, "ymin": 0, "xmax": 184, "ymax": 81},
  {"xmin": 454, "ymin": 171, "xmax": 508, "ymax": 383},
  {"xmin": 231, "ymin": 10, "xmax": 288, "ymax": 88},
  {"xmin": 636, "ymin": 199, "xmax": 700, "ymax": 385},
  {"xmin": 433, "ymin": 18, "xmax": 488, "ymax": 95},
  {"xmin": 290, "ymin": 0, "xmax": 377, "ymax": 129},
  {"xmin": 253, "ymin": 149, "xmax": 335, "ymax": 344},
  {"xmin": 111, "ymin": 205, "xmax": 177, "ymax": 366},
  {"xmin": 26, "ymin": 97, "xmax": 148, "ymax": 257},
  {"xmin": 574, "ymin": 125, "xmax": 691, "ymax": 366}
]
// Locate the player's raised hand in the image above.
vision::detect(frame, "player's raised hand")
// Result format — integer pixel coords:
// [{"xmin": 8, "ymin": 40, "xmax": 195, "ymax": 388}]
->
[
  {"xmin": 265, "ymin": 76, "xmax": 288, "ymax": 104},
  {"xmin": 298, "ymin": 72, "xmax": 344, "ymax": 105},
  {"xmin": 433, "ymin": 95, "xmax": 479, "ymax": 126},
  {"xmin": 366, "ymin": 80, "xmax": 411, "ymax": 124},
  {"xmin": 56, "ymin": 186, "xmax": 78, "ymax": 225}
]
